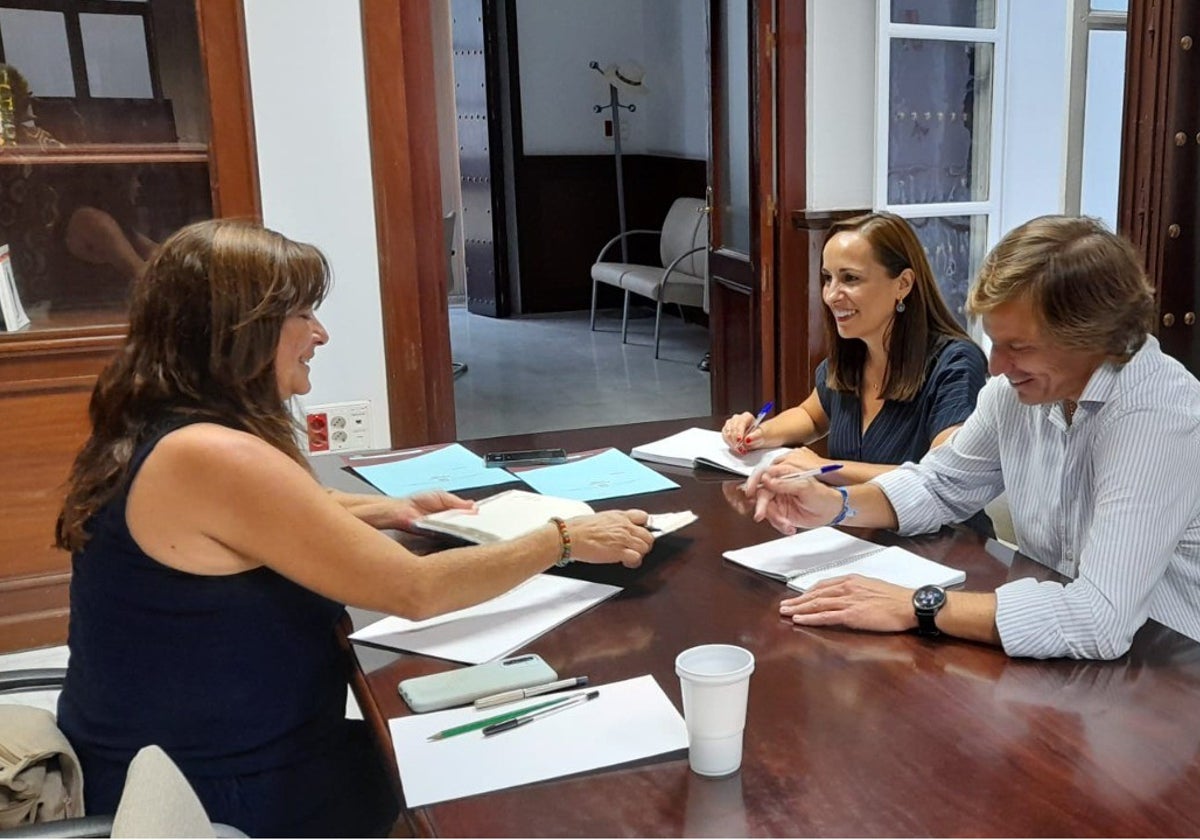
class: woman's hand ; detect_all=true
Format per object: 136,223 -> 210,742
567,510 -> 655,568
721,412 -> 771,454
389,490 -> 477,530
770,446 -> 831,476
779,575 -> 917,633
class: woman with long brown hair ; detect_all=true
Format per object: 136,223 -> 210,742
722,212 -> 987,502
55,219 -> 653,836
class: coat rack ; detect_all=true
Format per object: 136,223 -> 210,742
590,60 -> 637,262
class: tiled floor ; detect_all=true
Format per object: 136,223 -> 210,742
451,305 -> 712,440
0,305 -> 711,697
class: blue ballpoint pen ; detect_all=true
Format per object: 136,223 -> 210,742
744,400 -> 774,438
777,464 -> 845,482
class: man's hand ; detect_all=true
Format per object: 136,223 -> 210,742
743,461 -> 844,533
780,575 -> 917,632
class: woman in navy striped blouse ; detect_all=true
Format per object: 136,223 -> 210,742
722,211 -> 987,493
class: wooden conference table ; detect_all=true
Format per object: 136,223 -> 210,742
317,417 -> 1200,837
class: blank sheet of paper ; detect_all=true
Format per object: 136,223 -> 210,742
389,674 -> 688,807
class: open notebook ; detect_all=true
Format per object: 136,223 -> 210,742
723,526 -> 966,592
415,489 -> 697,544
630,427 -> 791,477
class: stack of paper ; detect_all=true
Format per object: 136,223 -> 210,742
350,574 -> 623,664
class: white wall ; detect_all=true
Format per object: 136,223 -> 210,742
643,1 -> 709,159
242,0 -> 391,448
517,0 -> 707,158
999,0 -> 1070,236
806,0 -> 875,211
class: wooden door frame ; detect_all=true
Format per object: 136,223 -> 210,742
360,0 -> 456,446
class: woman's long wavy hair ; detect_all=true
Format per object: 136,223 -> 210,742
823,212 -> 970,401
56,219 -> 330,551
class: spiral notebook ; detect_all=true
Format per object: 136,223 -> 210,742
723,526 -> 965,592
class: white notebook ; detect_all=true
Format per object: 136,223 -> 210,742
415,489 -> 697,544
723,526 -> 966,592
630,427 -> 791,477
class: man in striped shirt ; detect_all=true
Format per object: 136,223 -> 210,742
747,215 -> 1200,659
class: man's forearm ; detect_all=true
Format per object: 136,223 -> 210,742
843,482 -> 901,530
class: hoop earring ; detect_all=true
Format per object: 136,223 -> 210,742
896,300 -> 906,313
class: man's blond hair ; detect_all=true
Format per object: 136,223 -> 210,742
967,215 -> 1155,361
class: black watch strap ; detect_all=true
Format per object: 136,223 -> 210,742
915,609 -> 941,637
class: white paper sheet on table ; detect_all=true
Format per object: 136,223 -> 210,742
389,674 -> 688,807
349,574 -> 622,664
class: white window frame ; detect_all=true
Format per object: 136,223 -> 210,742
874,2 -> 1009,255
1063,0 -> 1128,217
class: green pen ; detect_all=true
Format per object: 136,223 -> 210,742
425,694 -> 576,742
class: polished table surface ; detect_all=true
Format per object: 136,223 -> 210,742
320,417 -> 1200,837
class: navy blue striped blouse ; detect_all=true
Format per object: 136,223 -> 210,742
815,336 -> 988,466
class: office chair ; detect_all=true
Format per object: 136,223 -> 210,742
0,669 -> 244,838
589,197 -> 709,359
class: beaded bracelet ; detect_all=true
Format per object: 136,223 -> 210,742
549,516 -> 573,567
829,486 -> 857,527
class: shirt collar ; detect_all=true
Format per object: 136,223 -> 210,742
1038,334 -> 1154,425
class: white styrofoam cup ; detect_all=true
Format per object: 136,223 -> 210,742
674,644 -> 755,776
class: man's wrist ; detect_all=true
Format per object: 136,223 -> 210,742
828,486 -> 856,526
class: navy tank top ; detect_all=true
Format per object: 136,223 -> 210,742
57,416 -> 348,779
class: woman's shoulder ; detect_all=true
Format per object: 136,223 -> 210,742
150,422 -> 291,473
931,335 -> 987,372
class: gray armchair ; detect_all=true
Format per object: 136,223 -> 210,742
590,197 -> 708,359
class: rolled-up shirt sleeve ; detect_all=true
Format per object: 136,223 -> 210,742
995,405 -> 1200,659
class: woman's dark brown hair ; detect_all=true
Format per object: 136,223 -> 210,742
823,212 -> 970,401
56,219 -> 330,551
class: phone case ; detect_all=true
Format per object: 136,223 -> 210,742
398,654 -> 558,713
484,449 -> 568,468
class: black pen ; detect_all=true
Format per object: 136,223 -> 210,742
482,690 -> 599,736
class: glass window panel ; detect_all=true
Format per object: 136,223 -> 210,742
1080,29 -> 1126,231
0,162 -> 212,324
716,0 -> 750,255
890,1 -> 996,28
888,39 -> 993,205
905,214 -> 988,326
80,13 -> 154,99
0,9 -> 76,97
1090,0 -> 1128,12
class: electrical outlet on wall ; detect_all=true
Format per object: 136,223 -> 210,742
304,401 -> 371,453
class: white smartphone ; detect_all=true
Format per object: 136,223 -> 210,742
397,654 -> 558,713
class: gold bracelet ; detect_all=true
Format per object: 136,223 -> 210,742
548,516 -> 573,567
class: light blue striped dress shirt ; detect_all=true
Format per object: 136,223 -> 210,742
872,336 -> 1200,659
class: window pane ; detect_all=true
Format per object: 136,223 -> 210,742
891,1 -> 996,28
1080,29 -> 1126,231
888,39 -> 994,205
0,9 -> 76,97
1090,0 -> 1128,12
905,214 -> 988,325
1,162 -> 212,322
80,13 -> 154,99
716,0 -> 751,255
